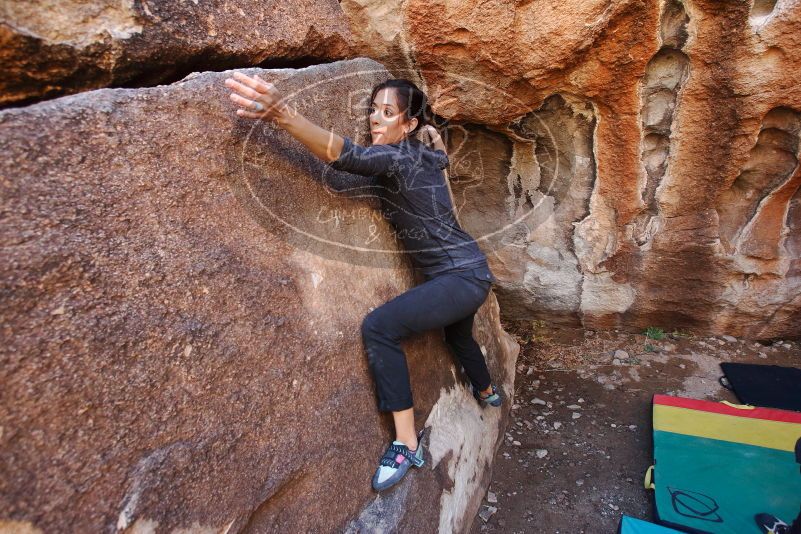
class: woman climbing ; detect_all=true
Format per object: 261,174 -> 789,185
224,71 -> 503,492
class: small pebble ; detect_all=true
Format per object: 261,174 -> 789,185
478,506 -> 497,522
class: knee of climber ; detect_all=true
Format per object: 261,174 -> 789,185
363,306 -> 402,338
362,307 -> 406,351
361,309 -> 383,341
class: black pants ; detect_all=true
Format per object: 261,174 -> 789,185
360,267 -> 493,412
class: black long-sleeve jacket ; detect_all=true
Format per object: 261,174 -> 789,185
325,134 -> 497,283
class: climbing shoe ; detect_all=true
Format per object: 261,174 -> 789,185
473,383 -> 503,407
755,513 -> 790,534
371,428 -> 426,492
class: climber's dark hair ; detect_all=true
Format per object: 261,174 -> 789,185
369,79 -> 446,138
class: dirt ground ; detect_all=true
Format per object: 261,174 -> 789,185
468,322 -> 801,534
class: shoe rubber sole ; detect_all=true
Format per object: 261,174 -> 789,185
371,428 -> 427,492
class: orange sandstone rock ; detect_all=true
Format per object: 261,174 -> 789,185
344,0 -> 801,338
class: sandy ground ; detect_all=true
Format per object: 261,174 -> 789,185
468,322 -> 801,534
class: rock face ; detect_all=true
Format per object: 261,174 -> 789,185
0,58 -> 518,533
342,0 -> 801,339
339,0 -> 417,76
0,0 -> 352,107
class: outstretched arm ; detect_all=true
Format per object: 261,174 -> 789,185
224,71 -> 344,163
225,71 -> 402,177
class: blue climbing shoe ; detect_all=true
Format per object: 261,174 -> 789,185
473,383 -> 503,407
371,428 -> 426,492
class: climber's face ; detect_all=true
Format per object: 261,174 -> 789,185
369,88 -> 418,145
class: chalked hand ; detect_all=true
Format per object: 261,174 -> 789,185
224,72 -> 290,124
416,124 -> 446,152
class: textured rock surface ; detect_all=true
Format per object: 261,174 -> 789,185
344,0 -> 801,339
339,0 -> 418,78
0,0 -> 352,107
0,58 -> 518,533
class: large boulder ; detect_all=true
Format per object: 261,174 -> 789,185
0,58 -> 518,533
344,0 -> 801,339
0,0 -> 352,107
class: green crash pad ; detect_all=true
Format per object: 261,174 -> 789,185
648,395 -> 801,533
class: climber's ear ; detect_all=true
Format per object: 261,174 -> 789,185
407,117 -> 418,134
